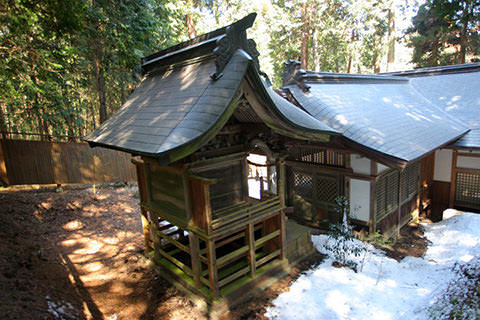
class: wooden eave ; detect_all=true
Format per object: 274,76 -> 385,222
243,64 -> 339,142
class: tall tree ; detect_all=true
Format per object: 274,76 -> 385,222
407,0 -> 480,67
268,0 -> 391,86
1,0 -> 189,139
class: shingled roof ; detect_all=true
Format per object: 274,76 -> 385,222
387,63 -> 480,149
281,61 -> 468,166
84,14 -> 337,164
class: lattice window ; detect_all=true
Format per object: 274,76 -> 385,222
376,176 -> 386,219
455,171 -> 480,209
288,166 -> 343,224
198,162 -> 244,211
401,162 -> 419,202
291,147 -> 346,168
376,170 -> 399,221
292,171 -> 313,200
233,99 -> 263,123
315,175 -> 339,203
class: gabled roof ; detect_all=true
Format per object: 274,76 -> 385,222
386,63 -> 480,149
84,15 -> 337,164
281,61 -> 468,165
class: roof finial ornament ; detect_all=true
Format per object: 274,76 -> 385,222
211,13 -> 261,80
282,60 -> 310,92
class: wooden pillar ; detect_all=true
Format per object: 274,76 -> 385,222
370,179 -> 377,234
397,169 -> 403,237
206,239 -> 219,299
189,233 -> 201,288
416,162 -> 421,223
134,159 -> 152,251
279,212 -> 287,260
241,156 -> 250,201
277,157 -> 286,207
449,150 -> 458,208
247,223 -> 256,278
260,177 -> 264,200
277,157 -> 287,260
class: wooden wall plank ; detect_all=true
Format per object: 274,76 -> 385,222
0,140 -> 9,185
449,150 -> 458,207
1,139 -> 136,185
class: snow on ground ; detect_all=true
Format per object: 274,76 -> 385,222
265,210 -> 480,320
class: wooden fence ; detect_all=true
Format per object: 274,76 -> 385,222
0,139 -> 136,186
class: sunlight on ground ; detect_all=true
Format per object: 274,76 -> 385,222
72,240 -> 103,255
84,262 -> 103,273
63,220 -> 84,231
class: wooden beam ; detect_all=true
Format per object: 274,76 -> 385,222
216,245 -> 249,269
211,197 -> 281,230
455,168 -> 480,174
254,229 -> 280,248
456,152 -> 480,158
212,210 -> 283,239
188,152 -> 245,172
218,266 -> 250,288
155,246 -> 193,276
247,223 -> 256,278
256,249 -> 281,268
152,227 -> 190,254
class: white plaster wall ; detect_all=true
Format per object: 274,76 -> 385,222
349,179 -> 370,222
377,163 -> 390,174
350,154 -> 371,175
434,149 -> 453,182
457,156 -> 480,170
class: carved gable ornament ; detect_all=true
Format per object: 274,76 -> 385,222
211,13 -> 261,80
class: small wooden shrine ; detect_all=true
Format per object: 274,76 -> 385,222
85,14 -> 335,309
134,151 -> 287,301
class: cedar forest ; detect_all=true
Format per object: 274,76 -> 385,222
1,0 -> 479,143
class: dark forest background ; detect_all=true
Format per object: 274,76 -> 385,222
1,0 -> 479,141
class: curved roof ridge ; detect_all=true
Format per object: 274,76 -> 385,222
382,62 -> 480,77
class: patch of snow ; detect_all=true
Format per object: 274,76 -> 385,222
265,211 -> 480,320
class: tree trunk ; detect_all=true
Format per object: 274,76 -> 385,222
347,30 -> 355,73
93,43 -> 107,124
373,34 -> 381,73
386,8 -> 396,72
458,1 -> 471,64
62,85 -> 76,142
312,29 -> 320,71
300,2 -> 310,69
30,51 -> 51,141
185,15 -> 197,39
432,37 -> 440,66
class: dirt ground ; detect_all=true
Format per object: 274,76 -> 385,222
0,186 -> 428,320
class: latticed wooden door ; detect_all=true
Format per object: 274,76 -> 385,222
454,171 -> 480,210
313,173 -> 344,223
288,166 -> 344,225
